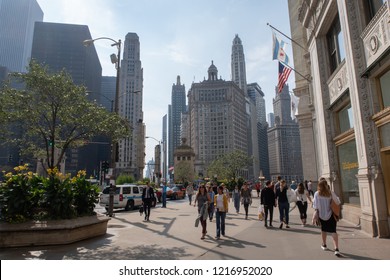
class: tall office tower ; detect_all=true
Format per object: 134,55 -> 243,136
100,76 -> 116,112
180,111 -> 190,142
168,75 -> 186,168
0,0 -> 43,72
248,83 -> 270,180
31,22 -> 102,176
231,34 -> 247,94
117,32 -> 145,180
162,114 -> 168,181
231,35 -> 257,179
267,113 -> 275,128
188,61 -> 248,177
267,85 -> 303,183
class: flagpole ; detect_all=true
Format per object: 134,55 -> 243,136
267,22 -> 307,52
282,62 -> 312,83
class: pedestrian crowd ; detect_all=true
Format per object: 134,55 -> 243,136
139,176 -> 342,257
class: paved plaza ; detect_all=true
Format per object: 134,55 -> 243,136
1,191 -> 390,260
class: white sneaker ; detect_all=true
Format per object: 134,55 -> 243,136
321,244 -> 327,251
334,249 -> 341,256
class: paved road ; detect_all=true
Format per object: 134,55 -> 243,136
1,191 -> 390,260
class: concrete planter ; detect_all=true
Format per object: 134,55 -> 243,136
0,214 -> 110,248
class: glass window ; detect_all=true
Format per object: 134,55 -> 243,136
327,16 -> 346,73
379,70 -> 390,108
123,187 -> 131,195
380,122 -> 390,148
338,140 -> 360,205
133,187 -> 139,194
338,103 -> 354,134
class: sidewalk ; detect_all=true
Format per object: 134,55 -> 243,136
1,194 -> 389,260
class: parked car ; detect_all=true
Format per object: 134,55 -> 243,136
166,186 -> 186,200
154,187 -> 162,202
99,184 -> 156,211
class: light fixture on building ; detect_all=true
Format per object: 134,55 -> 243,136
331,171 -> 337,182
369,165 -> 379,180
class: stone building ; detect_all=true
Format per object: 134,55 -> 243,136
173,138 -> 195,183
288,0 -> 390,237
187,61 -> 248,177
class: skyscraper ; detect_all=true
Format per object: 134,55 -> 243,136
248,83 -> 270,180
268,85 -> 303,183
168,75 -> 186,168
0,0 -> 43,72
31,22 -> 102,176
117,32 -> 145,180
231,34 -> 247,93
188,61 -> 248,177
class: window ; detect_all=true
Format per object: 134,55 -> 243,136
364,0 -> 386,22
327,16 -> 346,73
379,70 -> 390,108
337,140 -> 360,205
133,187 -> 139,194
338,103 -> 354,134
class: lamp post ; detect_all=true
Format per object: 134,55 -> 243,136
83,37 -> 121,178
146,136 -> 162,186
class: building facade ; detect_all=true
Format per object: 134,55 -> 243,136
117,32 -> 145,180
231,34 -> 248,95
169,75 -> 186,169
268,85 -> 304,183
188,61 -> 248,177
288,0 -> 390,237
31,22 -> 102,176
0,0 -> 43,72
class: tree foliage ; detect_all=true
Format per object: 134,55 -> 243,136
174,161 -> 194,183
207,150 -> 252,182
0,61 -> 130,169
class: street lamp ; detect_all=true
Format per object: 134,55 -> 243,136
83,37 -> 121,176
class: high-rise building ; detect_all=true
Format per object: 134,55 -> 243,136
248,83 -> 270,180
100,76 -> 116,112
267,113 -> 275,128
31,22 -> 102,176
231,34 -> 247,94
117,32 -> 145,180
188,61 -> 248,176
168,75 -> 186,168
268,85 -> 303,183
0,0 -> 43,72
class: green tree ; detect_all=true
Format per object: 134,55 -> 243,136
116,174 -> 135,184
207,150 -> 252,184
0,61 -> 130,170
174,161 -> 194,183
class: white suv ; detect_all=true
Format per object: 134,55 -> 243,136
99,184 -> 156,211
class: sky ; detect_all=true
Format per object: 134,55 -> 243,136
35,0 -> 294,168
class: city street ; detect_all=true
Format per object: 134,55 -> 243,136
1,191 -> 390,260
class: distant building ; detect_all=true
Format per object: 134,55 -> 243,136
173,138 -> 195,183
100,76 -> 116,112
267,112 -> 275,128
188,61 -> 248,177
268,85 -> 303,183
117,32 -> 145,180
169,75 -> 186,169
248,83 -> 270,180
0,0 -> 43,72
31,22 -> 102,176
162,114 -> 168,180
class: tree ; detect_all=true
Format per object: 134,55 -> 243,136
207,150 -> 252,183
174,161 -> 194,183
0,61 -> 130,170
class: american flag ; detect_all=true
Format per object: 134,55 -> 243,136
277,62 -> 292,93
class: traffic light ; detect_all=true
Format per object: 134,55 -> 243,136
102,161 -> 109,173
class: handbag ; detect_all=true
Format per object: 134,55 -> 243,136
139,206 -> 144,216
331,198 -> 341,221
258,205 -> 264,221
287,189 -> 297,203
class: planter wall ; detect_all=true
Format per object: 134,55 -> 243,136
0,214 -> 109,248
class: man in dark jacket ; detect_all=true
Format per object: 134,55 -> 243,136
260,180 -> 276,227
142,182 -> 155,221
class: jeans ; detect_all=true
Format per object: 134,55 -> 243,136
188,194 -> 193,205
264,205 -> 274,225
143,198 -> 152,219
162,193 -> 167,207
216,210 -> 226,237
278,201 -> 290,224
233,196 -> 240,212
209,204 -> 214,220
296,201 -> 308,219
